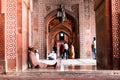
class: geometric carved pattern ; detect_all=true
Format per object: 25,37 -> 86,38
5,0 -> 17,59
38,4 -> 46,58
112,0 -> 120,58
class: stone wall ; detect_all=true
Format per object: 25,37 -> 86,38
80,0 -> 95,58
0,0 -> 31,72
94,0 -> 113,69
16,0 -> 22,72
0,0 -> 5,73
21,0 -> 30,71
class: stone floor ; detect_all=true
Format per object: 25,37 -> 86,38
0,59 -> 120,80
37,59 -> 96,71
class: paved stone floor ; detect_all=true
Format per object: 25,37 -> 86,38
0,59 -> 120,80
38,59 -> 96,71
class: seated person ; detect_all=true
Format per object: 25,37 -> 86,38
28,47 -> 57,69
48,51 -> 57,60
34,49 -> 39,62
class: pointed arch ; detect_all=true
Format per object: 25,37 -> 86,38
45,8 -> 79,58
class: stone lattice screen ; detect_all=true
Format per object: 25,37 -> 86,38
112,0 -> 120,69
112,0 -> 120,58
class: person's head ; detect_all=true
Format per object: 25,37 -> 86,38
28,47 -> 34,52
34,49 -> 39,53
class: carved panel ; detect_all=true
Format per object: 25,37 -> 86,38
71,4 -> 79,18
5,0 -> 17,59
112,0 -> 120,58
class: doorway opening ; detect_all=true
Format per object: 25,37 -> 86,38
46,10 -> 80,59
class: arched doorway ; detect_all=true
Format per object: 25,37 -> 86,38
45,9 -> 80,59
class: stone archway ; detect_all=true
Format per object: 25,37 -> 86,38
45,9 -> 80,59
48,24 -> 71,58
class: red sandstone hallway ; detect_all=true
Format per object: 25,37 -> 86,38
0,0 -> 120,80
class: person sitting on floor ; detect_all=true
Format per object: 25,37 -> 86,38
48,51 -> 57,60
28,47 -> 57,69
34,49 -> 39,62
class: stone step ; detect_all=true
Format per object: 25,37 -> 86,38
0,71 -> 120,80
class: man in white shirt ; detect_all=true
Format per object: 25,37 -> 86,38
92,37 -> 96,59
48,51 -> 57,60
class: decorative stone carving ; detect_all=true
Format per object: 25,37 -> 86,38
6,0 -> 17,59
46,5 -> 51,12
112,0 -> 120,58
71,4 -> 79,18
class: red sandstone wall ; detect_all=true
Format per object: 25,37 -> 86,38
16,0 -> 22,71
3,0 -> 30,72
32,0 -> 40,57
5,0 -> 17,72
0,0 -> 5,73
94,0 -> 112,69
22,0 -> 30,70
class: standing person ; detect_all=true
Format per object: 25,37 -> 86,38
60,44 -> 65,59
27,47 -> 33,68
64,42 -> 69,59
92,37 -> 96,59
69,42 -> 75,59
53,43 -> 57,53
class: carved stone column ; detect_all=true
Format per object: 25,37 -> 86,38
112,0 -> 120,69
5,0 -> 17,72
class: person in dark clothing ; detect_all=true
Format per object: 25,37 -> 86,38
27,47 -> 33,68
60,44 -> 65,59
64,42 -> 69,59
53,44 -> 57,53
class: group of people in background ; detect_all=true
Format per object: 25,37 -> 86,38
48,41 -> 75,60
27,36 -> 96,69
60,41 -> 75,59
27,37 -> 96,69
